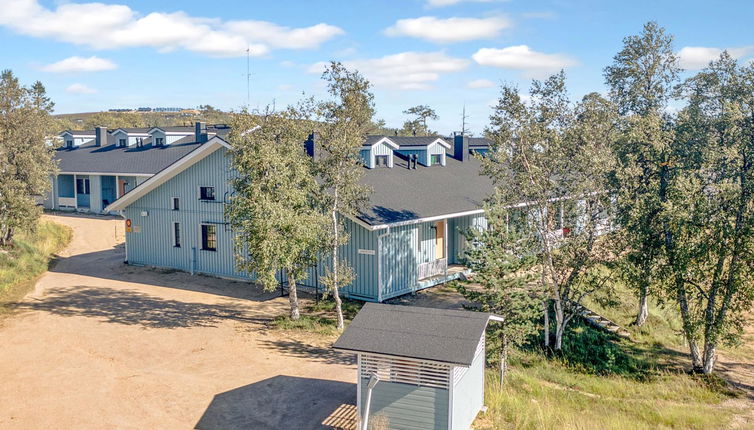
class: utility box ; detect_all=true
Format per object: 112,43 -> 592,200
333,303 -> 497,430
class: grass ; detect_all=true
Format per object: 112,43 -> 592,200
0,219 -> 72,313
478,351 -> 738,430
268,297 -> 364,336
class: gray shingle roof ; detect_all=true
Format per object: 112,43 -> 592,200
332,303 -> 490,366
54,135 -> 203,175
467,137 -> 492,147
357,149 -> 492,225
365,135 -> 449,148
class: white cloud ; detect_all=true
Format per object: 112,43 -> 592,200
467,78 -> 496,89
677,46 -> 754,70
385,16 -> 510,43
41,56 -> 117,73
472,45 -> 578,78
66,83 -> 97,94
309,51 -> 469,90
225,21 -> 344,50
0,0 -> 343,57
426,0 -> 497,8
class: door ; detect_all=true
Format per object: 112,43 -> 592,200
118,179 -> 127,197
435,221 -> 445,259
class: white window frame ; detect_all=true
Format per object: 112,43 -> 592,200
198,185 -> 216,201
200,223 -> 217,251
172,222 -> 181,248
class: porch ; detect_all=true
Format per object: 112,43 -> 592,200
417,262 -> 471,290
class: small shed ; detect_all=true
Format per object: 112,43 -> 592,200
333,303 -> 496,430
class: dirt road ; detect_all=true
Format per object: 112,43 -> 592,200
0,214 -> 355,429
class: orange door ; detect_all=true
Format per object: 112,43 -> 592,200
435,221 -> 445,259
118,180 -> 126,197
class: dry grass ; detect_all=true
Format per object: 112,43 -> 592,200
0,219 -> 72,313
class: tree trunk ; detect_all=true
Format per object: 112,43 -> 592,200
500,334 -> 509,386
635,285 -> 649,327
702,342 -> 717,374
332,208 -> 344,331
287,270 -> 300,320
543,300 -> 550,349
553,298 -> 565,351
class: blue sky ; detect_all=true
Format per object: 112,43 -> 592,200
2,0 -> 753,134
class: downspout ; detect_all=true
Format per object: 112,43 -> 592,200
377,226 -> 390,302
361,374 -> 381,430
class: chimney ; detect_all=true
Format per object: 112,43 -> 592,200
195,121 -> 208,143
305,133 -> 319,159
95,126 -> 107,147
454,132 -> 469,161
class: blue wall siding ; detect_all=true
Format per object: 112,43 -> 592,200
123,147 -> 248,279
395,149 -> 428,166
360,149 -> 372,168
360,378 -> 449,430
304,217 -> 380,301
58,175 -> 74,197
452,340 -> 485,429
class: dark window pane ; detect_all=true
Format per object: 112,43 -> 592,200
202,224 -> 217,251
173,223 -> 181,247
200,187 -> 215,200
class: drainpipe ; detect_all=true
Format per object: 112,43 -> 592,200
376,226 -> 390,302
190,246 -> 197,275
361,374 -> 381,430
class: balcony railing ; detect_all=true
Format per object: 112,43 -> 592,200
58,197 -> 76,207
417,258 -> 447,280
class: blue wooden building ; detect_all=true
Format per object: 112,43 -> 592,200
105,130 -> 495,302
45,123 -> 227,214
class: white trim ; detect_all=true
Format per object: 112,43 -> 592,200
59,171 -> 153,177
105,136 -> 229,211
172,221 -> 181,247
356,353 -> 363,427
109,128 -> 150,137
448,365 -> 454,429
367,209 -> 486,231
365,136 -> 399,150
376,227 -> 390,302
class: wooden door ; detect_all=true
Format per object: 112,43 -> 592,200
118,179 -> 126,197
435,221 -> 445,259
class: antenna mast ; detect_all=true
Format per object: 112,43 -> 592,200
245,46 -> 251,108
461,103 -> 469,135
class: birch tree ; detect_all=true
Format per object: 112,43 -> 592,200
316,62 -> 374,331
0,71 -> 57,247
484,73 -> 614,351
603,21 -> 680,326
665,52 -> 754,373
227,105 -> 327,320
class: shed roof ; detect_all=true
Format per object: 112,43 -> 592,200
332,303 -> 491,366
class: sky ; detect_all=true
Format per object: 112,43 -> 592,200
2,0 -> 753,135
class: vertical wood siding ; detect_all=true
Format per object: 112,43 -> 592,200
427,142 -> 447,166
451,337 -> 485,429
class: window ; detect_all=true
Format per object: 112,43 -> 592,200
199,186 -> 215,201
171,197 -> 180,210
75,178 -> 90,194
172,222 -> 181,247
201,224 -> 217,251
66,140 -> 73,148
375,155 -> 390,167
431,154 -> 442,165
119,138 -> 126,147
155,137 -> 165,146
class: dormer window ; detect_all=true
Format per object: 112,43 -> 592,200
66,140 -> 73,148
431,154 -> 442,165
119,138 -> 126,147
155,137 -> 164,146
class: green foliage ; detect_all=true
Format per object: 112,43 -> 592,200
0,219 -> 71,312
314,62 -> 375,330
83,111 -> 147,129
226,103 -> 328,319
483,71 -> 615,350
401,105 -> 438,136
603,21 -> 680,328
0,70 -> 58,246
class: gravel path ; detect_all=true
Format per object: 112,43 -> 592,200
0,214 -> 355,429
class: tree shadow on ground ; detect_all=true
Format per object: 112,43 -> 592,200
15,286 -> 268,329
195,375 -> 356,430
258,338 -> 356,366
